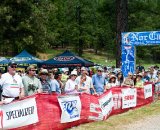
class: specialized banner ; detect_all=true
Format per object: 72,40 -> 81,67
144,84 -> 152,99
0,97 -> 38,129
122,88 -> 137,109
99,91 -> 113,116
58,95 -> 81,123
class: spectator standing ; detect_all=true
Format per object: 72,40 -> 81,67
106,75 -> 117,90
0,62 -> 25,104
148,68 -> 157,83
135,73 -> 144,88
92,67 -> 106,95
61,68 -> 69,85
122,72 -> 134,87
64,71 -> 78,94
116,72 -> 124,86
39,69 -> 52,93
143,70 -> 150,82
50,71 -> 62,94
76,67 -> 95,94
22,65 -> 42,96
136,62 -> 145,73
0,70 -> 3,101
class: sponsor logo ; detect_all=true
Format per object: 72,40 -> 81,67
101,97 -> 112,110
62,100 -> 79,119
123,32 -> 160,44
54,56 -> 75,61
6,106 -> 34,120
124,95 -> 134,100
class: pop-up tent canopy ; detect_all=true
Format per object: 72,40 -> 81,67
0,57 -> 10,72
41,50 -> 94,68
0,57 -> 10,64
10,50 -> 42,64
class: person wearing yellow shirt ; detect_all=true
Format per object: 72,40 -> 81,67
135,73 -> 144,88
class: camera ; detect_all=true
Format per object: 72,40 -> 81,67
28,83 -> 36,91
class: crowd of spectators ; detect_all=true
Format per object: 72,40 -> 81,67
0,62 -> 160,105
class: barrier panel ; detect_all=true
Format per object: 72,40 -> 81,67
0,83 -> 154,130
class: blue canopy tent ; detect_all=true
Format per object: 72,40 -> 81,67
0,57 -> 10,72
0,57 -> 10,64
41,50 -> 94,68
10,50 -> 42,65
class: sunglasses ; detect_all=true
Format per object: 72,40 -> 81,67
30,70 -> 36,71
11,65 -> 17,68
98,70 -> 102,72
41,73 -> 48,75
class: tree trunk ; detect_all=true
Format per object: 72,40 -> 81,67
116,0 -> 128,68
76,2 -> 83,56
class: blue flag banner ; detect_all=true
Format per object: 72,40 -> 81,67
121,31 -> 160,77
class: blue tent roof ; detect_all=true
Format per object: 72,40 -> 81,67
41,50 -> 94,68
0,57 -> 10,64
10,50 -> 42,64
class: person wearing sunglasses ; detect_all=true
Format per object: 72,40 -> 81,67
0,62 -> 25,104
92,67 -> 106,95
22,65 -> 42,96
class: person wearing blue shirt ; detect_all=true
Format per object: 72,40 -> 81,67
92,67 -> 106,95
50,71 -> 62,94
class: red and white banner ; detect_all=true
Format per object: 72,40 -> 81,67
122,88 -> 137,109
99,91 -> 113,116
0,97 -> 38,129
0,83 -> 154,130
144,84 -> 152,99
58,95 -> 81,123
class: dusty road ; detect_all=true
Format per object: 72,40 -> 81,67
116,114 -> 160,130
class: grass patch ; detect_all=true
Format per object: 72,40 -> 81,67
38,49 -> 159,67
69,100 -> 160,130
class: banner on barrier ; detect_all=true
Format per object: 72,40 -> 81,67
144,84 -> 152,99
0,97 -> 38,129
58,95 -> 81,123
99,91 -> 113,116
122,88 -> 137,109
112,93 -> 122,110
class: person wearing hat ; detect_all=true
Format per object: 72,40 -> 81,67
135,73 -> 144,88
22,65 -> 42,96
106,74 -> 117,89
92,67 -> 106,95
61,68 -> 69,85
39,69 -> 53,93
64,70 -> 78,94
0,62 -> 25,104
122,72 -> 134,87
76,67 -> 95,94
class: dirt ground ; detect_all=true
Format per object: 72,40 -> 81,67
115,114 -> 160,130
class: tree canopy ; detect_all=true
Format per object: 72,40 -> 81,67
0,0 -> 160,64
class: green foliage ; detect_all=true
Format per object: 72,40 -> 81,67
0,0 -> 159,63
